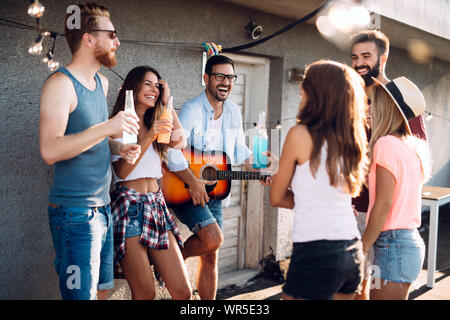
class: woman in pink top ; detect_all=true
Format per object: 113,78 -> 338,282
362,77 -> 431,300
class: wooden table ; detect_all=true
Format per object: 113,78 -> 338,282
421,185 -> 450,288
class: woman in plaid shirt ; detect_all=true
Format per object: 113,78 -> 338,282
109,66 -> 191,300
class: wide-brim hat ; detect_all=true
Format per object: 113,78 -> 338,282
372,76 -> 425,134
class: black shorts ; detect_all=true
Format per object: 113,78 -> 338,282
283,238 -> 363,300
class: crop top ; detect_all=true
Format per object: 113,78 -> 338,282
112,138 -> 162,183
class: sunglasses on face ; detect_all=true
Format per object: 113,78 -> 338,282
90,29 -> 118,40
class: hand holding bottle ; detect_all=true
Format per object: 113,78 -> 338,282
123,90 -> 138,144
157,96 -> 174,144
108,110 -> 139,137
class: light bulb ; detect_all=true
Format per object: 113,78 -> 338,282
28,0 -> 45,18
28,32 -> 50,56
350,6 -> 370,28
328,4 -> 354,33
42,51 -> 52,63
28,35 -> 43,55
42,51 -> 59,71
47,59 -> 59,71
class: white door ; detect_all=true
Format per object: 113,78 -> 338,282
218,54 -> 270,274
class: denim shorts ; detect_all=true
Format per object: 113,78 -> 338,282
124,201 -> 180,239
283,238 -> 364,300
48,204 -> 114,300
125,203 -> 144,238
372,229 -> 425,284
172,199 -> 223,233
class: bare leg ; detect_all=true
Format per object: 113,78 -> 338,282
149,231 -> 192,300
334,292 -> 356,300
282,293 -> 303,300
354,278 -> 370,300
180,223 -> 223,300
196,250 -> 219,300
120,236 -> 156,300
370,280 -> 411,300
97,290 -> 109,300
181,223 -> 223,259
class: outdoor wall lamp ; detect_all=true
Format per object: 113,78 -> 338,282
245,21 -> 263,40
288,68 -> 304,83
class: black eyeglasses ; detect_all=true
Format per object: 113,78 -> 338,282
90,29 -> 117,40
210,73 -> 237,82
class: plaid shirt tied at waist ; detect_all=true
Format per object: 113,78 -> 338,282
111,185 -> 183,274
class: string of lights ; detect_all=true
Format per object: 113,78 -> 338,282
20,0 -> 330,73
1,1 -> 448,125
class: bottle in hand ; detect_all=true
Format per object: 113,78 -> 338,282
253,111 -> 268,169
123,90 -> 137,144
157,96 -> 174,144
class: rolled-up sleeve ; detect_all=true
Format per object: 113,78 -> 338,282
166,148 -> 189,172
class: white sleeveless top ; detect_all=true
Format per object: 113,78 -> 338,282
112,138 -> 162,183
290,144 -> 360,243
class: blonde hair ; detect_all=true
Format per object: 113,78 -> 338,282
297,60 -> 369,197
64,3 -> 110,54
370,85 -> 432,182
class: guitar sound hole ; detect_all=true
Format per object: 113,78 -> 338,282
202,166 -> 218,181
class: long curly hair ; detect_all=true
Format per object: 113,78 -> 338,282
297,60 -> 369,197
110,66 -> 168,161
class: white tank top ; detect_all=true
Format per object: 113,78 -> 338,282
290,144 -> 360,243
112,138 -> 162,183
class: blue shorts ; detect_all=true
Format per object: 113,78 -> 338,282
48,205 -> 114,300
373,229 -> 425,284
283,238 -> 364,300
172,199 -> 223,233
125,202 -> 144,238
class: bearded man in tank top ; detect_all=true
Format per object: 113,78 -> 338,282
39,3 -> 140,300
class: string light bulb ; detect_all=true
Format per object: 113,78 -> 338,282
28,34 -> 44,55
43,51 -> 59,71
426,112 -> 433,121
28,31 -> 50,56
27,0 -> 45,18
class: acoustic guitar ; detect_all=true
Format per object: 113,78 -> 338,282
161,146 -> 271,207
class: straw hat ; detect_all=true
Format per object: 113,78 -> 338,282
372,76 -> 425,134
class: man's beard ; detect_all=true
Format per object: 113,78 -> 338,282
208,85 -> 229,102
94,46 -> 117,68
355,59 -> 380,87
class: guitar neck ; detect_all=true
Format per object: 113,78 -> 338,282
216,170 -> 270,180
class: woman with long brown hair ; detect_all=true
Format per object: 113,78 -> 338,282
362,77 -> 431,299
110,66 -> 191,300
270,60 -> 369,300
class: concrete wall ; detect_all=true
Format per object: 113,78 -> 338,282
0,0 -> 448,299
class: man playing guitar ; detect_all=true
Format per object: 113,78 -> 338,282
166,55 -> 272,300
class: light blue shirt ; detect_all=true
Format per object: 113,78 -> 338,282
167,91 -> 251,172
